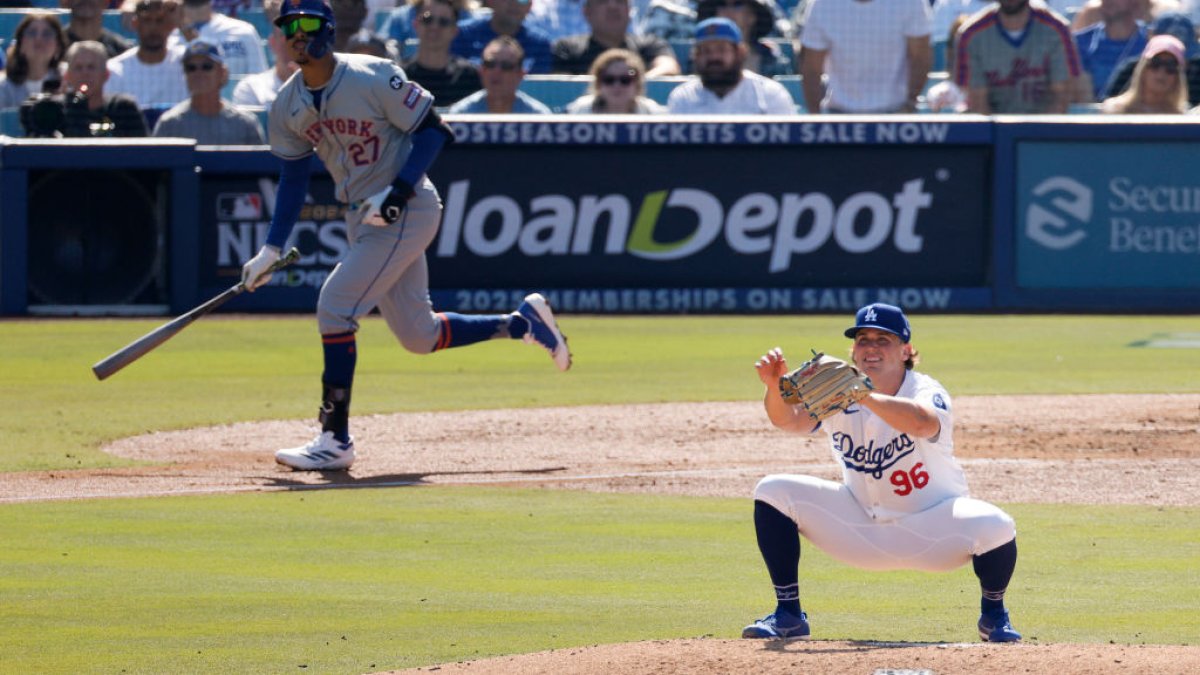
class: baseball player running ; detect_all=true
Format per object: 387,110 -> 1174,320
743,303 -> 1021,642
241,0 -> 571,471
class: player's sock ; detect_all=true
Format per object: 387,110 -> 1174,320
321,331 -> 356,443
507,313 -> 530,339
432,312 -> 509,350
754,500 -> 803,616
973,538 -> 1017,614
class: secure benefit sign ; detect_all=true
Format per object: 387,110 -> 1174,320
1017,142 -> 1200,289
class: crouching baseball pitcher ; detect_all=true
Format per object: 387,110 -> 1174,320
743,303 -> 1021,642
242,0 -> 571,471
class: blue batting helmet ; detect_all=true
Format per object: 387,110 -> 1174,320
276,0 -> 336,59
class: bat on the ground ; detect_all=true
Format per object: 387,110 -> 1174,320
92,247 -> 301,381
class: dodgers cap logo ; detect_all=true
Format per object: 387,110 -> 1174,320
844,303 -> 912,343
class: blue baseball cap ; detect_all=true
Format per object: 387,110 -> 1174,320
183,40 -> 224,65
695,17 -> 742,45
844,303 -> 911,343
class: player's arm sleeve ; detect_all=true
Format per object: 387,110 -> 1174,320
267,95 -> 314,159
905,0 -> 932,38
379,64 -> 436,133
913,382 -> 953,442
264,156 -> 311,250
392,109 -> 454,196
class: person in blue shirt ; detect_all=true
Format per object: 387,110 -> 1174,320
448,35 -> 552,112
1073,0 -> 1147,101
451,0 -> 554,73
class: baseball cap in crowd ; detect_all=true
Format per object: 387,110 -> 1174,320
695,17 -> 742,45
1151,13 -> 1198,58
183,40 -> 224,66
844,303 -> 912,343
1143,34 -> 1186,66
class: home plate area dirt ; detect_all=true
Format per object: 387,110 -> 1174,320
5,394 -> 1199,673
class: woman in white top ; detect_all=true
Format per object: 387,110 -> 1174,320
566,49 -> 666,115
0,13 -> 69,109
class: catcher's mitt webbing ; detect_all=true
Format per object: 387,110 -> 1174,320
779,351 -> 873,422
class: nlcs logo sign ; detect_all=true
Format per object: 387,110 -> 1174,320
1025,176 -> 1092,250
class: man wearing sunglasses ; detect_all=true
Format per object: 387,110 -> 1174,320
241,0 -> 571,471
402,0 -> 483,106
151,39 -> 266,143
448,35 -> 552,112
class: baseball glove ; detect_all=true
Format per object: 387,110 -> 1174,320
779,351 -> 874,422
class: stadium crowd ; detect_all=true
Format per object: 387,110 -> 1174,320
3,0 -> 1200,140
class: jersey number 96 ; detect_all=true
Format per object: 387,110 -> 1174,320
890,462 -> 930,496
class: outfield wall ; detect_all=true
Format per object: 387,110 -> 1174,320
2,116 -> 1198,315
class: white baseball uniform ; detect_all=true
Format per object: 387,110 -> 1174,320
754,370 -> 1015,572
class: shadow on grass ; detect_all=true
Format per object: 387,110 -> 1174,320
258,465 -> 570,491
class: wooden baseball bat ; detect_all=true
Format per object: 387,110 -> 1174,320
91,247 -> 301,381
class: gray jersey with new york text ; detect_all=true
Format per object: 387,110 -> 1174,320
269,53 -> 435,204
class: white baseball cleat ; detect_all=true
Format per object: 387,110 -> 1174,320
275,431 -> 356,471
516,293 -> 572,371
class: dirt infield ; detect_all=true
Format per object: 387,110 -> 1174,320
3,394 -> 1198,673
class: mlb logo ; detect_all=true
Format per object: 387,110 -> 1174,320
217,193 -> 263,220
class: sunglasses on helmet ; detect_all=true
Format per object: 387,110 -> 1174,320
280,16 -> 325,38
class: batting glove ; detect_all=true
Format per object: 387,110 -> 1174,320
360,180 -> 415,227
241,245 -> 280,292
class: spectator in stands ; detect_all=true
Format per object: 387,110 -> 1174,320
212,0 -> 254,18
347,30 -> 401,59
451,0 -> 554,73
1075,0 -> 1149,101
152,39 -> 265,142
448,35 -> 552,111
403,0 -> 483,107
666,18 -> 795,114
800,0 -> 931,113
1102,33 -> 1189,111
20,40 -> 147,136
930,0 -> 993,45
0,13 -> 68,109
1106,12 -> 1200,104
231,0 -> 297,107
696,0 -> 790,76
66,0 -> 135,58
528,0 -> 588,41
925,14 -> 968,113
331,0 -> 396,57
956,0 -> 1081,113
566,47 -> 666,112
1071,0 -> 1180,31
108,0 -> 190,109
635,0 -> 696,41
175,0 -> 268,76
552,0 -> 680,77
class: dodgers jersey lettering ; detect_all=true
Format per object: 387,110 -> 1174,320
269,53 -> 435,204
819,370 -> 968,521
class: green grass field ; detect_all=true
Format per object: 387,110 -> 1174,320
1,315 -> 1198,673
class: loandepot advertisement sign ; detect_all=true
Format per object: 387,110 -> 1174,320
428,145 -> 989,288
1017,142 -> 1200,289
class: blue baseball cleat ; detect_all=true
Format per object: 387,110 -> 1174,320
516,293 -> 571,371
741,609 -> 811,640
978,609 -> 1022,642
